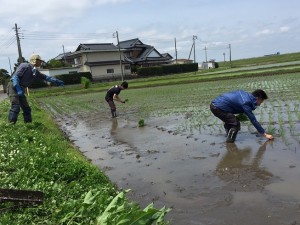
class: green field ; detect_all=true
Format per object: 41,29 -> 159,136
39,72 -> 300,146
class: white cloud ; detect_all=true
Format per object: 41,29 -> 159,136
95,0 -> 132,4
279,26 -> 290,33
255,29 -> 275,37
1,0 -> 300,71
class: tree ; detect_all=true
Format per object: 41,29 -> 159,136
0,69 -> 10,83
13,57 -> 27,72
43,59 -> 69,69
0,69 -> 10,92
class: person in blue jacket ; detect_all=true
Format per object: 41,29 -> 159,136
210,89 -> 273,142
7,54 -> 64,124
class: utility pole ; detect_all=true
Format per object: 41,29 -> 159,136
223,52 -> 226,63
204,46 -> 208,63
8,57 -> 12,75
193,35 -> 197,63
114,31 -> 124,81
174,38 -> 178,64
62,45 -> 67,63
188,43 -> 194,61
14,23 -> 23,64
229,44 -> 232,67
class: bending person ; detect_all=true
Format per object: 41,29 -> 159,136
210,89 -> 273,142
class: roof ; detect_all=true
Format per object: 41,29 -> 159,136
161,53 -> 173,59
75,43 -> 119,51
118,38 -> 151,49
52,52 -> 72,60
137,47 -> 162,60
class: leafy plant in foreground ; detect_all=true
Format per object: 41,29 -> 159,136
97,190 -> 171,225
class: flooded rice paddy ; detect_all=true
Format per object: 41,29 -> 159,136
41,74 -> 300,224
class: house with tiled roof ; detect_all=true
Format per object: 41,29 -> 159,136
50,39 -> 173,81
118,38 -> 173,66
66,43 -> 131,81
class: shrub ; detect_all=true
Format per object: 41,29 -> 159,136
81,76 -> 91,89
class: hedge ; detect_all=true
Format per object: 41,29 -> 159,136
137,63 -> 198,77
30,72 -> 93,88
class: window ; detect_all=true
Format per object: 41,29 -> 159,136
107,69 -> 114,73
124,65 -> 130,70
74,57 -> 82,65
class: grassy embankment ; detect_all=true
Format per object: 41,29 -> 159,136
0,103 -> 170,223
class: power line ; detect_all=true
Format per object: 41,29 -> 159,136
0,30 -> 15,50
22,31 -> 113,41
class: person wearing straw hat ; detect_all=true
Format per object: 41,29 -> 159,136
7,54 -> 64,124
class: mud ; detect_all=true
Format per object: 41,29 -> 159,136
56,112 -> 300,225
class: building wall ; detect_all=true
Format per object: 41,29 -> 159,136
40,67 -> 80,76
84,51 -> 123,62
91,64 -> 131,80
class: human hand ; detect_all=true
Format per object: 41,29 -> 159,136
55,79 -> 64,86
263,133 -> 273,140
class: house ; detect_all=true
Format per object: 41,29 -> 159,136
118,38 -> 173,67
171,59 -> 193,64
39,67 -> 80,77
52,52 -> 73,65
200,61 -> 216,69
66,43 -> 131,81
50,39 -> 173,81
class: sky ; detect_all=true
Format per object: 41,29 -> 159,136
0,0 -> 299,73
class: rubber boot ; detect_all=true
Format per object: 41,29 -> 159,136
224,124 -> 230,136
226,128 -> 238,143
8,104 -> 20,124
23,107 -> 32,123
111,110 -> 117,118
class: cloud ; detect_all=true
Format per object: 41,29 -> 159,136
279,26 -> 290,33
0,0 -> 131,23
255,29 -> 275,37
95,0 -> 132,4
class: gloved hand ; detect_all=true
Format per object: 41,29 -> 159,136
15,85 -> 24,97
55,79 -> 64,86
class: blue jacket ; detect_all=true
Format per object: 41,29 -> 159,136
11,63 -> 49,87
11,62 -> 64,88
212,90 -> 265,134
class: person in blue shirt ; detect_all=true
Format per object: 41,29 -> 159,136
7,54 -> 64,124
210,89 -> 273,142
105,81 -> 128,118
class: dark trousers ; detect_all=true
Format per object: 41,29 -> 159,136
105,98 -> 116,117
210,103 -> 240,132
7,82 -> 32,123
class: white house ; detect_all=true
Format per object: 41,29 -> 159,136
67,43 -> 131,81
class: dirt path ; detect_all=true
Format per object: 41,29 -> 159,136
56,112 -> 300,225
0,92 -> 7,102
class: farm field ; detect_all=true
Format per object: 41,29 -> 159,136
39,73 -> 300,225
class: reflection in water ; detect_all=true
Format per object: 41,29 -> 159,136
216,141 -> 274,191
111,118 -> 118,134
